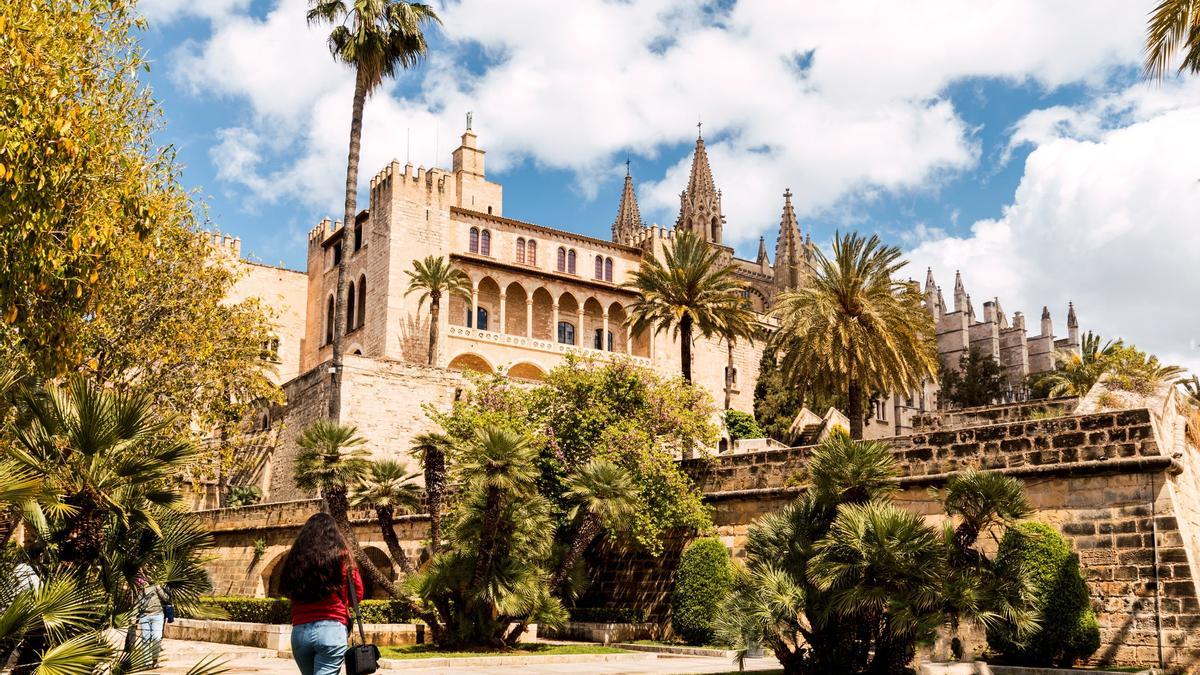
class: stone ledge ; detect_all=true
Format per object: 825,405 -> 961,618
614,642 -> 737,658
377,651 -> 652,670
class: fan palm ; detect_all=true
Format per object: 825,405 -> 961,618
454,426 -> 539,588
307,0 -> 441,416
771,232 -> 937,439
1033,331 -> 1117,398
1145,0 -> 1200,80
351,460 -> 422,575
405,256 -> 472,366
625,230 -> 756,382
411,432 -> 451,553
941,470 -> 1030,553
548,460 -> 638,591
9,377 -> 196,565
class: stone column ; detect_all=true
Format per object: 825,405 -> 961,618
602,311 -> 609,351
577,309 -> 585,348
471,286 -> 479,331
498,291 -> 507,335
526,299 -> 533,338
552,302 -> 560,343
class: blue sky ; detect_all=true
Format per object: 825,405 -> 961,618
139,0 -> 1200,372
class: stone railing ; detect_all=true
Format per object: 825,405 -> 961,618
446,324 -> 652,367
912,397 -> 1079,431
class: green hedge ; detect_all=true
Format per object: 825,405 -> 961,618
183,596 -> 417,625
987,522 -> 1101,667
670,537 -> 733,645
724,410 -> 763,441
567,606 -> 648,623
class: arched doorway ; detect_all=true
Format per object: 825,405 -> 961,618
263,552 -> 289,598
360,546 -> 395,600
447,353 -> 493,374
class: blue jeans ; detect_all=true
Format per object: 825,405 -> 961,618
138,613 -> 164,664
291,620 -> 348,675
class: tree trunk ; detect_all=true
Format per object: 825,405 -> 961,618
724,338 -> 734,409
0,510 -> 18,547
424,445 -> 445,554
680,313 -> 693,382
329,68 -> 369,419
427,293 -> 441,366
376,506 -> 414,576
324,487 -> 397,596
847,378 -> 864,440
549,512 -> 601,591
470,486 -> 501,589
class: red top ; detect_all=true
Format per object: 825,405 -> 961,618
290,562 -> 364,627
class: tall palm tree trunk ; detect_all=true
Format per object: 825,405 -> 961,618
424,445 -> 445,553
680,313 -> 694,382
847,379 -> 864,440
724,338 -> 734,409
325,485 -> 398,596
376,506 -> 415,576
549,512 -> 601,591
329,68 -> 368,419
427,293 -> 441,366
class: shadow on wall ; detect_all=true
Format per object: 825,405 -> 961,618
398,314 -> 432,364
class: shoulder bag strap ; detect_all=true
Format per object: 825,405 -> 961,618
346,561 -> 367,646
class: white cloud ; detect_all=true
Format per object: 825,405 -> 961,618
139,0 -> 251,25
163,0 -> 1151,247
908,83 -> 1200,375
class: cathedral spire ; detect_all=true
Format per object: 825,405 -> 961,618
612,168 -> 644,246
773,189 -> 805,292
756,236 -> 770,266
953,270 -> 967,314
675,133 -> 724,244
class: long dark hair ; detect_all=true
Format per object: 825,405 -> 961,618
279,513 -> 350,603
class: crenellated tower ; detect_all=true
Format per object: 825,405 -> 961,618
612,165 -> 644,246
675,132 -> 724,244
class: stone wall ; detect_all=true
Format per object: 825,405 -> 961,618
912,397 -> 1079,431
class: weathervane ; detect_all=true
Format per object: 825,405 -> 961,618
625,158 -> 631,176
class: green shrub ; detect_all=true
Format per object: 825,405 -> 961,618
567,606 -> 649,623
987,522 -> 1100,667
670,537 -> 733,645
184,596 -> 417,624
724,410 -> 763,441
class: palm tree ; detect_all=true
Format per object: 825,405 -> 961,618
351,460 -> 423,575
1145,0 -> 1200,80
9,378 -> 197,565
307,0 -> 441,417
293,420 -> 397,594
941,469 -> 1030,553
625,230 -> 756,382
405,256 -> 472,366
454,426 -> 539,589
411,432 -> 451,553
1032,331 -> 1116,398
770,232 -> 937,439
548,460 -> 637,591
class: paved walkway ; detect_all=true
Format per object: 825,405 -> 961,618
156,639 -> 781,674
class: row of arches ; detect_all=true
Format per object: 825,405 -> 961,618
448,276 -> 651,358
323,273 -> 368,345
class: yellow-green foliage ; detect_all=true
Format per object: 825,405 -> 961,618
987,522 -> 1100,667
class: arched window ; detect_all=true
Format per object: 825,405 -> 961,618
567,249 -> 576,274
516,238 -> 526,264
557,247 -> 566,272
346,282 -> 357,331
594,255 -> 604,279
527,240 -> 537,265
480,229 -> 491,256
604,257 -> 613,282
469,227 -> 480,253
357,274 -> 367,328
725,366 -> 738,385
557,321 -> 575,345
466,306 -> 489,331
325,295 -> 335,345
353,223 -> 363,251
711,216 -> 720,242
593,329 -> 614,351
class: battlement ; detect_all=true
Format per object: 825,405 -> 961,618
367,158 -> 455,213
204,231 -> 242,259
307,217 -> 342,247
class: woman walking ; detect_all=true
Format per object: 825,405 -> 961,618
279,512 -> 364,675
136,577 -> 171,667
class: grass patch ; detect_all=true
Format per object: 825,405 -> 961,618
379,643 -> 630,660
628,639 -> 732,650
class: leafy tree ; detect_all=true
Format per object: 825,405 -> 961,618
771,233 -> 937,439
940,348 -> 1008,409
1030,331 -> 1183,398
430,356 -> 716,555
714,434 -> 1036,674
1145,0 -> 1200,80
351,460 -> 423,575
753,345 -> 809,444
411,425 -> 566,648
308,0 -> 441,416
625,230 -> 756,382
724,409 -> 763,441
987,522 -> 1100,667
671,537 -> 734,646
411,432 -> 451,554
405,256 -> 471,366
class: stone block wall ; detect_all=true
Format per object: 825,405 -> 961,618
912,397 -> 1079,431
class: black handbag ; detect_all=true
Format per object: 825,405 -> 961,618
344,568 -> 380,674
